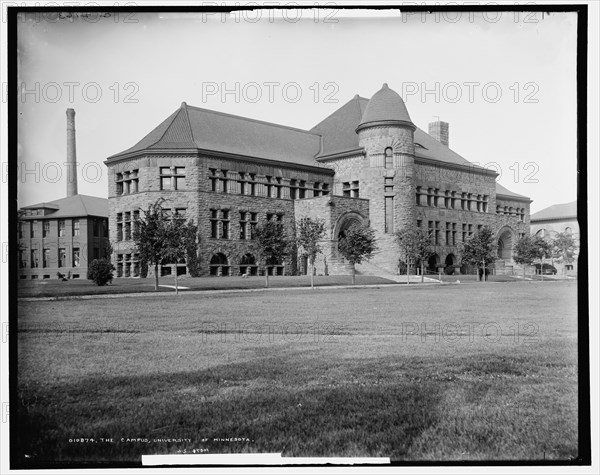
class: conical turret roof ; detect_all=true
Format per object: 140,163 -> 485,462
357,83 -> 415,131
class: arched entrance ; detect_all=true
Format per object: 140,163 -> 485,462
333,211 -> 368,256
445,253 -> 456,266
427,253 -> 440,273
210,253 -> 229,276
239,253 -> 257,276
497,227 -> 515,262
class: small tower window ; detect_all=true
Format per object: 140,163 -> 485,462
384,147 -> 393,169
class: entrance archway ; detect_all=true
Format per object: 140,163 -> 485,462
445,253 -> 456,266
428,253 -> 440,273
497,227 -> 514,261
333,211 -> 368,256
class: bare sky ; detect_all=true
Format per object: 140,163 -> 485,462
15,8 -> 578,214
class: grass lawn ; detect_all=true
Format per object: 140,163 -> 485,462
17,275 -> 397,298
16,281 -> 579,465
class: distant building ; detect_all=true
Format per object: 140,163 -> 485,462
530,200 -> 579,273
105,83 -> 531,278
18,109 -> 109,280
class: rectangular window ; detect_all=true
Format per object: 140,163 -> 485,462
210,169 -> 218,192
415,186 -> 422,205
72,219 -> 80,236
321,183 -> 329,196
385,196 -> 394,233
43,221 -> 50,238
58,248 -> 66,268
73,248 -> 80,267
435,221 -> 440,245
433,189 -> 439,207
417,219 -> 422,228
43,248 -> 50,268
452,223 -> 457,245
30,221 -> 37,238
238,172 -> 246,195
299,180 -> 306,199
221,210 -> 230,239
58,220 -> 65,237
276,177 -> 283,198
249,174 -> 256,196
220,170 -> 228,194
210,209 -> 219,238
19,222 -> 24,239
19,250 -> 26,268
250,212 -> 258,239
266,176 -> 273,197
239,211 -> 247,240
117,222 -> 123,242
384,177 -> 394,193
160,166 -> 186,190
446,222 -> 451,245
124,222 -> 131,241
352,181 -> 359,198
462,224 -> 467,242
468,224 -> 473,237
289,179 -> 298,199
93,219 -> 99,237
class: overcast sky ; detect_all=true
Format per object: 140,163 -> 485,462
15,8 -> 578,214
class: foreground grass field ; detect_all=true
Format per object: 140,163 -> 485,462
16,281 -> 578,465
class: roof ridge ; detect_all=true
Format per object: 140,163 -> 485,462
185,104 -> 319,136
154,107 -> 187,145
181,102 -> 195,143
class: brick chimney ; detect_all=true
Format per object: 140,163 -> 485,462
429,120 -> 449,147
66,108 -> 78,197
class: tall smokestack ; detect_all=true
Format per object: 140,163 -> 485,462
66,108 -> 78,197
429,120 -> 449,147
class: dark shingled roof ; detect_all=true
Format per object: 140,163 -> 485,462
530,201 -> 577,221
310,95 -> 368,157
21,194 -> 108,219
108,103 -> 322,167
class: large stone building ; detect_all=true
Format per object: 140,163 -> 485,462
530,200 -> 578,274
18,109 -> 110,280
105,83 -> 531,278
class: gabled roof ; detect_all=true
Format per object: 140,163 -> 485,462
107,102 -> 323,167
530,201 -> 577,221
20,194 -> 108,219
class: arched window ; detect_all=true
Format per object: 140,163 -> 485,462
564,227 -> 572,235
239,253 -> 257,276
210,253 -> 229,276
384,147 -> 393,169
536,229 -> 546,238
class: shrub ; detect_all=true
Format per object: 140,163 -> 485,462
444,265 -> 455,275
88,258 -> 115,286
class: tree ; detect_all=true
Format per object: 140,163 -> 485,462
295,217 -> 326,288
162,214 -> 199,295
337,223 -> 377,285
459,226 -> 497,282
133,199 -> 168,291
552,232 -> 577,275
395,227 -> 435,284
532,235 -> 552,281
513,234 -> 538,279
253,220 -> 290,288
87,258 -> 115,286
132,198 -> 198,292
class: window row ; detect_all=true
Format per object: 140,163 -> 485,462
416,187 -> 489,212
115,208 -> 187,241
209,252 -> 284,276
416,220 -> 483,246
342,181 -> 360,198
209,210 -> 283,240
496,205 -> 526,221
209,168 -> 329,199
19,218 -> 108,239
21,247 -> 82,269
